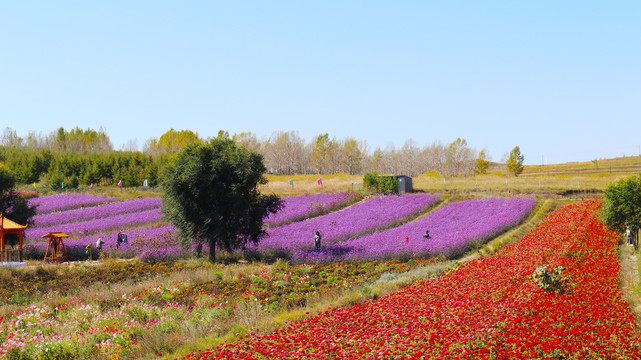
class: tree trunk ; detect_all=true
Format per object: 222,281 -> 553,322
208,239 -> 216,263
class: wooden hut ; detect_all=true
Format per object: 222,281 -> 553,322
0,213 -> 28,262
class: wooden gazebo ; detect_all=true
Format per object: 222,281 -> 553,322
42,232 -> 70,264
0,213 -> 28,262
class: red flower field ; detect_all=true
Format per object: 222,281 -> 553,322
187,200 -> 641,359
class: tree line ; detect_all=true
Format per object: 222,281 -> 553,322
0,126 -> 524,189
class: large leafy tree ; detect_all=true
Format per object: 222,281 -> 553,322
0,166 -> 36,225
161,135 -> 282,262
601,174 -> 641,237
507,146 -> 525,177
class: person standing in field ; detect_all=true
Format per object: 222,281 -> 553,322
314,230 -> 322,249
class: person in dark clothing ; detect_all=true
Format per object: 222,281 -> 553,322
423,229 -> 431,239
314,230 -> 322,249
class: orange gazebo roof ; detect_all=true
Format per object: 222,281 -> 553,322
41,232 -> 70,239
0,214 -> 28,231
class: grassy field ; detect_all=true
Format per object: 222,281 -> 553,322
263,156 -> 641,197
5,156 -> 640,359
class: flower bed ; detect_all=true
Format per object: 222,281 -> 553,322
265,192 -> 353,227
247,194 -> 439,259
31,197 -> 162,227
24,208 -> 163,241
24,224 -> 182,262
188,200 -> 641,359
28,194 -> 117,214
0,259 -> 431,359
294,198 -> 535,263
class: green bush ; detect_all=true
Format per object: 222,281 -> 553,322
363,172 -> 399,195
532,266 -> 571,294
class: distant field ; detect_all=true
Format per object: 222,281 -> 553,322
264,156 -> 641,197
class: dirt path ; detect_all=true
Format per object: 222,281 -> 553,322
619,244 -> 641,326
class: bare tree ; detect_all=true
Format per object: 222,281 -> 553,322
341,137 -> 367,175
1,127 -> 23,147
233,132 -> 265,155
400,139 -> 421,176
446,138 -> 475,176
265,131 -> 306,175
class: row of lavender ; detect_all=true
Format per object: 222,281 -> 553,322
248,194 -> 440,260
28,193 -> 118,214
30,197 -> 162,227
293,198 -> 535,263
264,192 -> 354,227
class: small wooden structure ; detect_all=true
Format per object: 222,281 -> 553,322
397,175 -> 413,194
42,232 -> 70,264
0,213 -> 28,262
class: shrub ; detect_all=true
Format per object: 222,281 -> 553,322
532,265 -> 571,294
363,173 -> 399,195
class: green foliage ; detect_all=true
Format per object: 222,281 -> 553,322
601,173 -> 641,234
475,148 -> 490,175
311,133 -> 332,174
0,146 -> 164,188
161,134 -> 282,262
532,266 -> 571,294
363,172 -> 399,195
0,166 -> 36,225
53,126 -> 113,152
507,146 -> 525,177
145,128 -> 202,155
6,347 -> 33,360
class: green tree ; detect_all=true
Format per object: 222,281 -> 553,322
506,146 -> 524,177
0,166 -> 36,225
145,128 -> 201,155
601,174 -> 641,237
161,135 -> 282,262
311,133 -> 332,174
475,148 -> 491,175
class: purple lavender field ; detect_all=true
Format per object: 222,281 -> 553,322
265,192 -> 353,227
31,197 -> 162,227
28,193 -> 118,214
293,198 -> 535,263
24,208 -> 163,241
23,224 -> 193,263
246,194 -> 440,259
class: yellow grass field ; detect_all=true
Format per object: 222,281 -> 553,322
263,155 -> 641,197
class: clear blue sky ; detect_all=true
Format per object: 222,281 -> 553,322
1,1 -> 639,165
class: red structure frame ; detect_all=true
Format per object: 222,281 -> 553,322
0,214 -> 27,262
42,232 -> 70,264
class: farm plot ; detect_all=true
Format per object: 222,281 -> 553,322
189,200 -> 641,359
23,192 -> 359,263
28,193 -> 117,214
246,194 -> 440,260
30,197 -> 162,227
293,197 -> 535,263
264,192 -> 354,227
